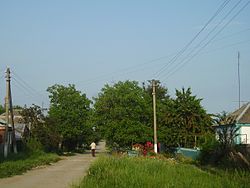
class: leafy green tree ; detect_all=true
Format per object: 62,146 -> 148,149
162,88 -> 212,148
47,84 -> 92,151
21,104 -> 60,152
94,81 -> 152,149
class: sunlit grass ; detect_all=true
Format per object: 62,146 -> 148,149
0,151 -> 60,178
73,156 -> 250,188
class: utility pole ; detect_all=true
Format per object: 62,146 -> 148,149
3,96 -> 9,157
4,68 -> 17,158
4,70 -> 10,157
8,69 -> 17,154
238,52 -> 240,109
152,79 -> 157,153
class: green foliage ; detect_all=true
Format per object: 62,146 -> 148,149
25,137 -> 44,152
94,81 -> 152,149
199,126 -> 250,169
217,125 -> 240,150
198,134 -> 219,164
94,81 -> 211,150
21,104 -> 61,152
161,87 -> 212,148
73,156 -> 249,188
47,84 -> 93,151
0,104 -> 4,114
144,81 -> 172,145
0,151 -> 60,178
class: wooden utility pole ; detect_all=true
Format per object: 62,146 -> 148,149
152,79 -> 157,153
4,68 -> 17,158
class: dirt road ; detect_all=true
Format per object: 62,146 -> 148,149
0,141 -> 106,188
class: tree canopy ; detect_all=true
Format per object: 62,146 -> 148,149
47,84 -> 93,151
21,104 -> 60,152
93,81 -> 212,149
162,88 -> 212,147
94,81 -> 152,149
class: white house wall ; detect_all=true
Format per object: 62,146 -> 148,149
240,126 -> 250,144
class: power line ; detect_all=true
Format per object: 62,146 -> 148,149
11,81 -> 43,105
11,77 -> 45,105
12,70 -> 45,98
78,52 -> 176,86
161,0 -> 250,82
153,0 -> 231,79
76,0 -> 232,86
173,0 -> 242,70
201,39 -> 250,54
215,27 -> 250,41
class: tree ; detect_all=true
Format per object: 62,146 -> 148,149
162,87 -> 212,148
21,104 -> 60,152
94,80 -> 152,149
47,84 -> 92,151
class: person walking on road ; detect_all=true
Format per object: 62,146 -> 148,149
90,142 -> 96,157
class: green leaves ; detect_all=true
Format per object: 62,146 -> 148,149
47,84 -> 92,151
94,81 -> 152,148
161,87 -> 212,147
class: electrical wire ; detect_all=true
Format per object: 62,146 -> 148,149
161,0 -> 250,82
76,52 -> 176,87
12,70 -> 45,98
11,80 -> 43,105
215,28 -> 250,41
173,0 -> 243,71
153,0 -> 232,79
201,39 -> 250,54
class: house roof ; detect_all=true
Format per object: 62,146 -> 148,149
227,102 -> 250,124
0,109 -> 24,124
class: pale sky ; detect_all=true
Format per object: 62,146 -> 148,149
0,0 -> 249,114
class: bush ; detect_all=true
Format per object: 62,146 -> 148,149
199,134 -> 220,165
25,137 -> 44,152
199,134 -> 250,169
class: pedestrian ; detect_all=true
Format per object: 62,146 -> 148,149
90,142 -> 96,157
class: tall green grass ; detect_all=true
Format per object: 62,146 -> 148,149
0,151 -> 60,178
74,156 -> 249,188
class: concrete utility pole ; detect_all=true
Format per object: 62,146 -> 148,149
8,69 -> 17,154
3,96 -> 10,158
152,79 -> 157,153
4,68 -> 17,158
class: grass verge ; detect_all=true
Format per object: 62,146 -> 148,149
0,151 -> 60,178
73,156 -> 250,188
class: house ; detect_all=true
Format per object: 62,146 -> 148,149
0,110 -> 28,154
0,119 -> 13,153
214,102 -> 250,144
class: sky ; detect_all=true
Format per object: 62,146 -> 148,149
0,0 -> 249,114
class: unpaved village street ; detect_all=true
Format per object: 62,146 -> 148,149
0,141 -> 106,188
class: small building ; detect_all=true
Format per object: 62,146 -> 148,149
214,103 -> 250,144
0,110 -> 28,153
0,119 -> 13,153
